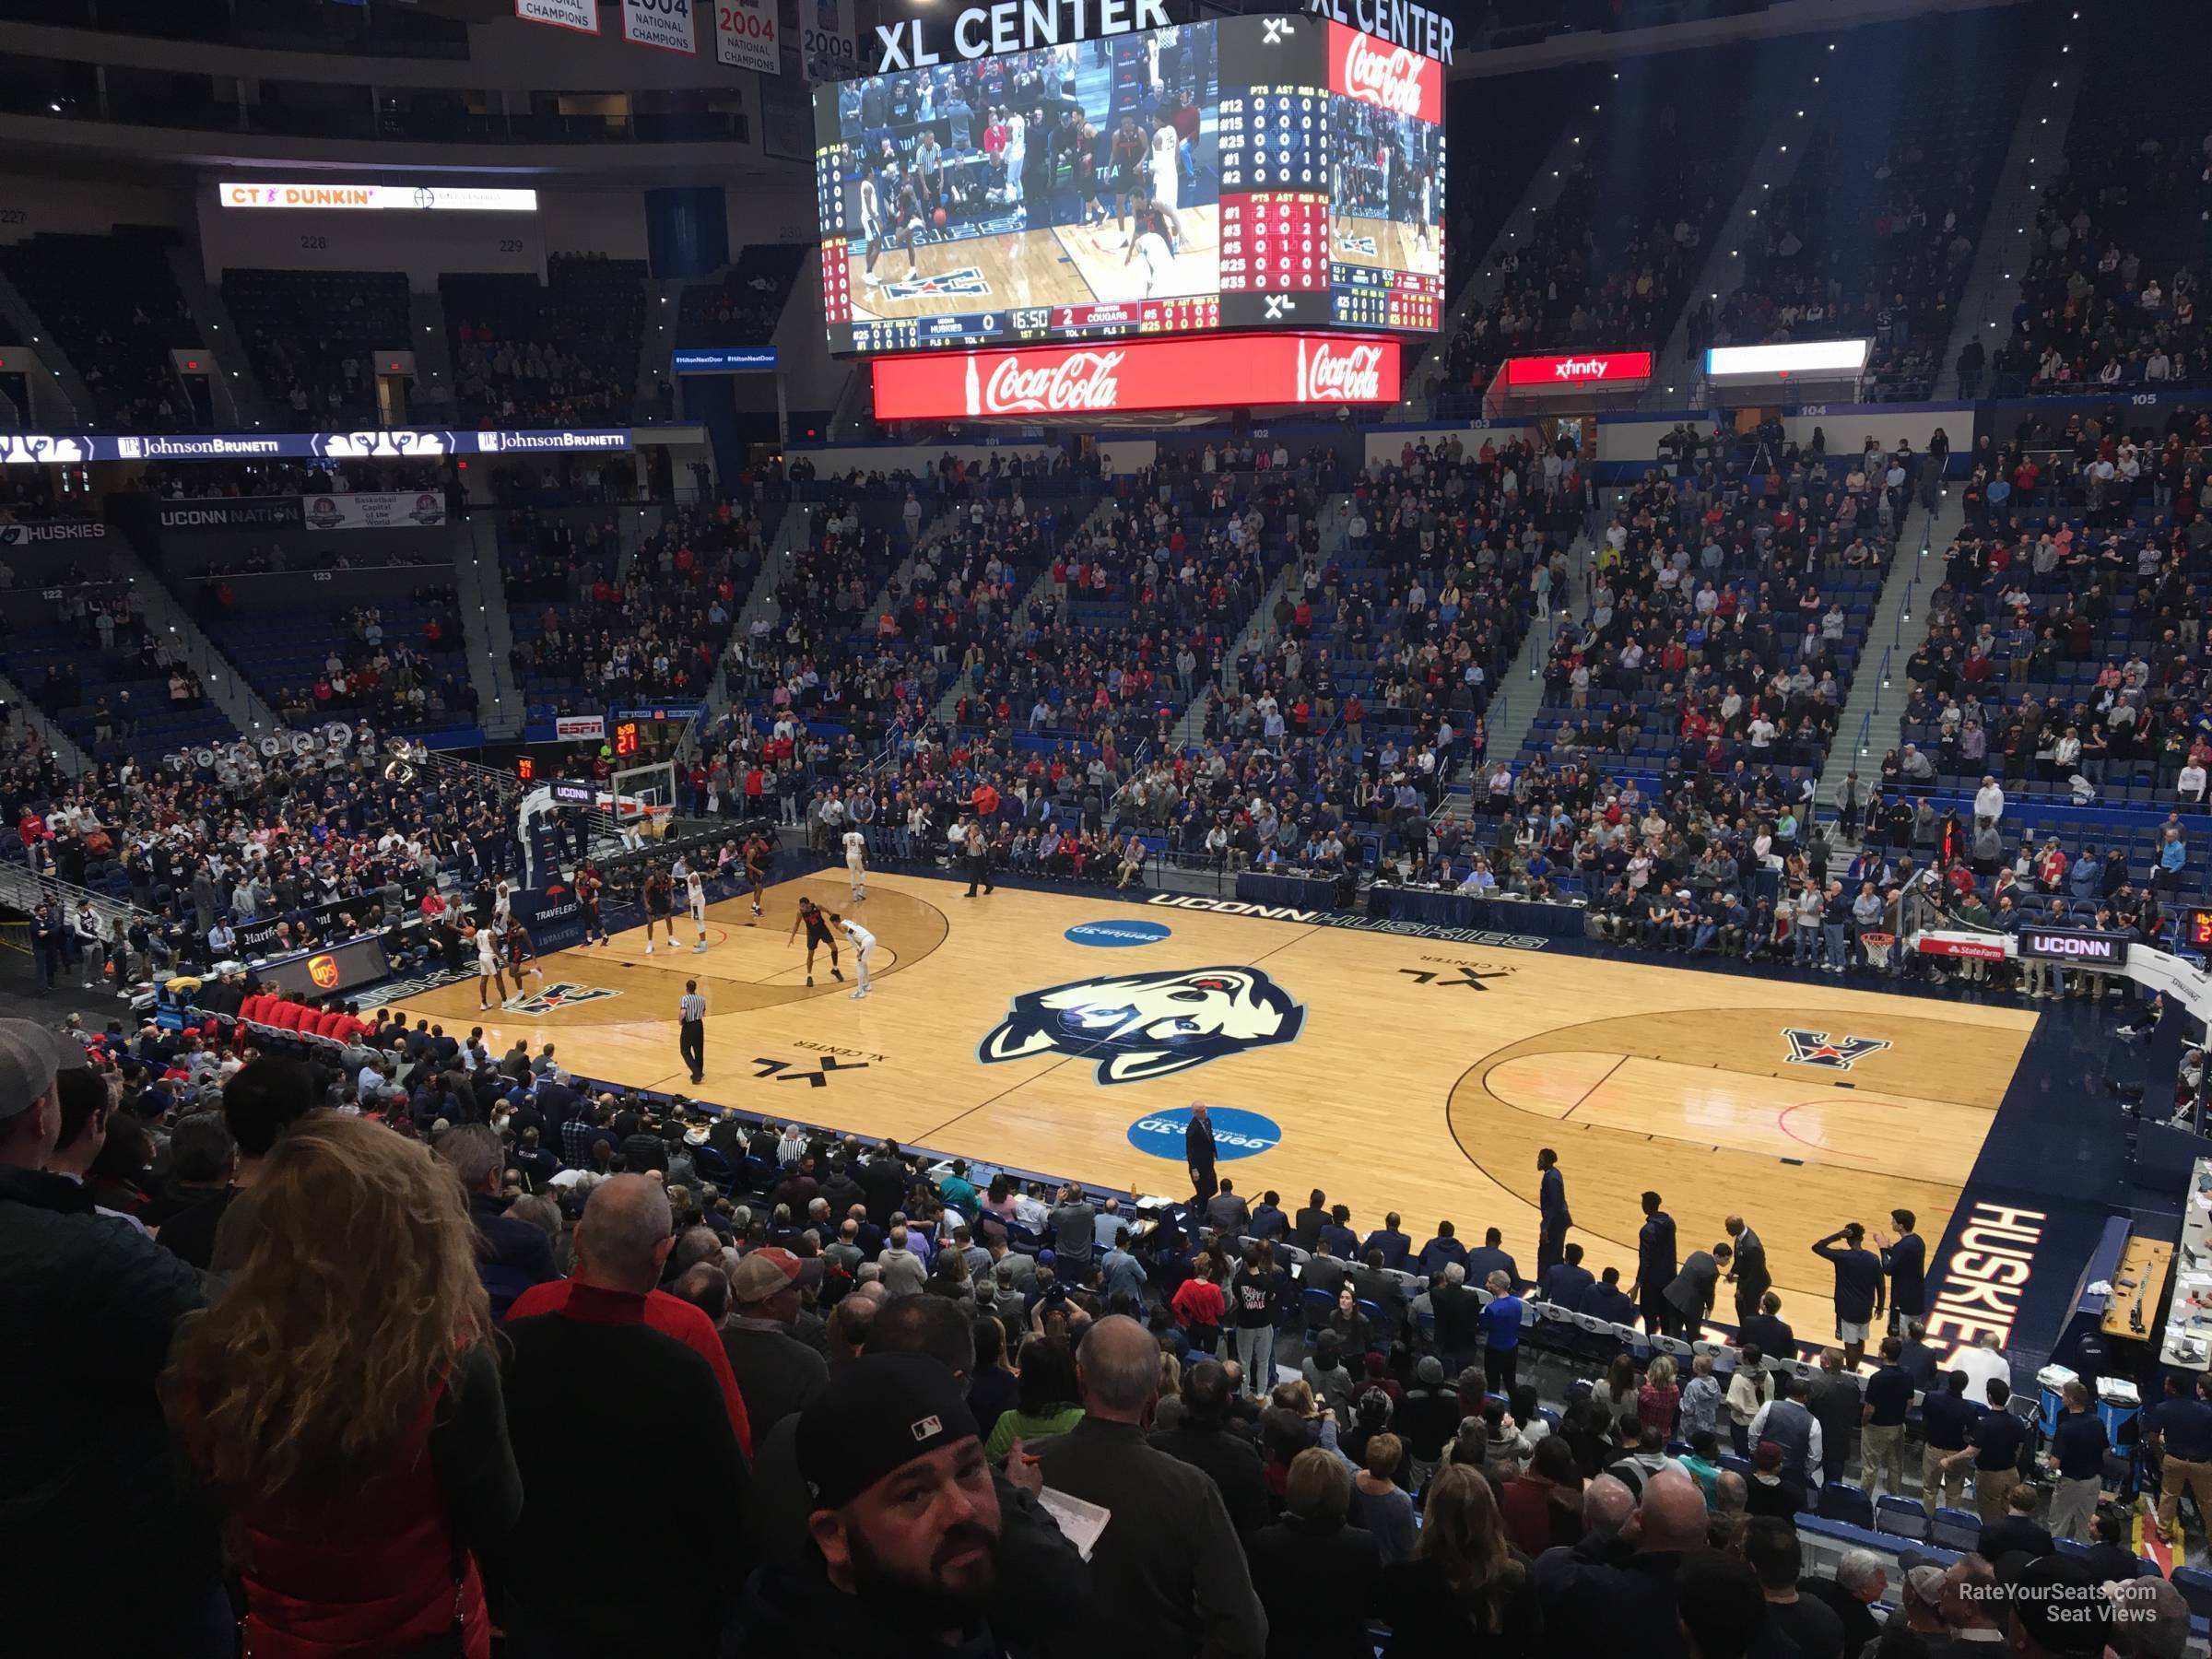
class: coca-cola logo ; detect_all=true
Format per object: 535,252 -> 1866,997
1342,31 -> 1429,117
1299,343 -> 1385,403
982,350 -> 1127,415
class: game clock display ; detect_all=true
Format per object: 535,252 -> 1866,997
2185,907 -> 2212,950
812,13 -> 1443,355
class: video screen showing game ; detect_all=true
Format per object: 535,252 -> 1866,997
816,23 -> 1224,353
1322,21 -> 1444,331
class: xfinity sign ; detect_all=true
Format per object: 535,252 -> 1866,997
1502,350 -> 1654,389
874,0 -> 1169,72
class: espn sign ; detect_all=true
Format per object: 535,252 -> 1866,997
1502,350 -> 1654,390
1327,20 -> 1441,123
872,334 -> 1400,421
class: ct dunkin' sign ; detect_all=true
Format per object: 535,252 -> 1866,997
873,332 -> 1400,420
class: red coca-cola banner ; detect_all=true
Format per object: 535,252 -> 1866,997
1501,350 -> 1655,389
1327,20 -> 1442,125
871,334 -> 1402,421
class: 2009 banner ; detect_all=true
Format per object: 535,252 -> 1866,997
300,491 -> 450,532
715,0 -> 778,73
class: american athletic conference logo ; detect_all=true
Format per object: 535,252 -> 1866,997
978,965 -> 1304,1086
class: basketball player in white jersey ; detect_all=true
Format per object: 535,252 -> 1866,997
832,912 -> 876,999
842,827 -> 868,901
472,923 -> 510,1010
856,168 -> 884,288
1148,119 -> 1181,214
686,867 -> 710,953
493,879 -> 513,929
1123,189 -> 1182,299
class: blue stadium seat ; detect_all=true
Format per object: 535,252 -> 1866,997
1719,1454 -> 1754,1481
2173,1567 -> 2212,1623
1875,1494 -> 1929,1541
1931,1508 -> 1983,1552
1818,1481 -> 1874,1529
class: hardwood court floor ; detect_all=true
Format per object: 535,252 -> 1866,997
842,205 -> 1222,318
1333,213 -> 1441,276
394,874 -> 2035,1310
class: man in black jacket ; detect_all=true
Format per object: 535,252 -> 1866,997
0,1018 -> 228,1655
859,1139 -> 912,1228
434,1121 -> 559,1319
499,1173 -> 748,1657
1150,1359 -> 1269,1537
1291,1188 -> 1329,1251
1030,1314 -> 1265,1659
720,1244 -> 830,1436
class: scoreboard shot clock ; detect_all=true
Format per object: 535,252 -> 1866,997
613,719 -> 641,758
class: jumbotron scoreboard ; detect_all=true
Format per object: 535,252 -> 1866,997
813,12 -> 1445,357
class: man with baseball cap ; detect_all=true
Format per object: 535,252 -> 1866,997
743,1353 -> 1008,1650
0,1018 -> 228,1654
722,1244 -> 830,1436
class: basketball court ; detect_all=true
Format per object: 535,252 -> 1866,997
843,206 -> 1222,317
394,872 -> 2037,1309
1334,214 -> 1441,277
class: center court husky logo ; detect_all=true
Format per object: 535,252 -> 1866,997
882,267 -> 991,300
980,966 -> 1304,1086
1782,1028 -> 1893,1070
508,981 -> 619,1017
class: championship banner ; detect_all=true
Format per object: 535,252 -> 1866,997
872,333 -> 1400,420
158,498 -> 303,532
516,0 -> 599,33
622,0 -> 697,53
715,0 -> 778,73
300,491 -> 449,532
0,518 -> 105,545
801,0 -> 857,82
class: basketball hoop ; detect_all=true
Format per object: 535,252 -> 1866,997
1860,931 -> 1896,971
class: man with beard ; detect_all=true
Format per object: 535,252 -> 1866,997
742,1353 -> 1015,1652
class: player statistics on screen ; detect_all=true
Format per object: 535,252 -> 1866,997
811,14 -> 1445,356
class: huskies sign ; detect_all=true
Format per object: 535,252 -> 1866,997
979,964 -> 1304,1085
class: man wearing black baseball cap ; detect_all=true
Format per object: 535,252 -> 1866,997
0,1018 -> 227,1653
742,1352 -> 1010,1651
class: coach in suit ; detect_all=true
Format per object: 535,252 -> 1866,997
1184,1103 -> 1218,1205
1536,1147 -> 1571,1278
1725,1215 -> 1771,1326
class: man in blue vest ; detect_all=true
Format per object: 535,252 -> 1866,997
1748,1375 -> 1822,1490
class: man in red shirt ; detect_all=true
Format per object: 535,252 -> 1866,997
506,1174 -> 753,1457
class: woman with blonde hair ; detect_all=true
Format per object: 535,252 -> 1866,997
165,1115 -> 521,1659
1637,1352 -> 1682,1437
1380,1463 -> 1543,1656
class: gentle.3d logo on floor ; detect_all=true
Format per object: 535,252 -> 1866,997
979,965 -> 1305,1085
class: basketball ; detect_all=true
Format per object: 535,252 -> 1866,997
932,206 -> 947,228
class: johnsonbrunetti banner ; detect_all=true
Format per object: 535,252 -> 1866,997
1,429 -> 635,466
872,333 -> 1401,420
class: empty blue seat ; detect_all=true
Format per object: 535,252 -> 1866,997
1818,1481 -> 1874,1529
1931,1507 -> 1982,1552
1876,1494 -> 1929,1540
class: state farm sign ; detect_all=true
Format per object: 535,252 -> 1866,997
873,333 -> 1401,421
1328,20 -> 1441,124
1502,350 -> 1654,390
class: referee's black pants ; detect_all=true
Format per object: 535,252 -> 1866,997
679,1018 -> 705,1082
965,853 -> 994,896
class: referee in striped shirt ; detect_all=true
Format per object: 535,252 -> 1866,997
678,980 -> 707,1085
